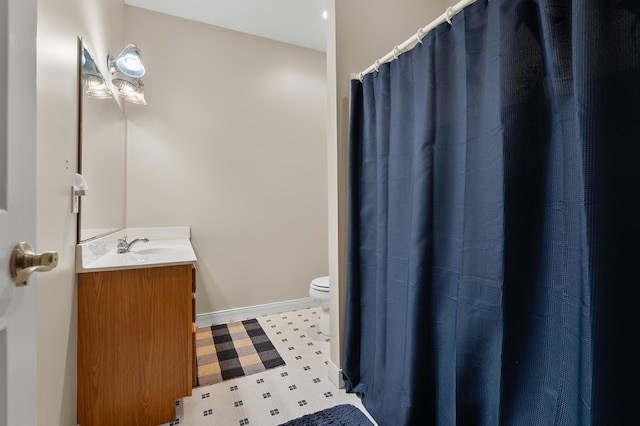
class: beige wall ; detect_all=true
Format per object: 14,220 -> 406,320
36,0 -> 123,424
124,6 -> 328,314
327,0 -> 452,368
33,1 -> 457,422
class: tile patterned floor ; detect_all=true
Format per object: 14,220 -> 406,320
161,307 -> 376,426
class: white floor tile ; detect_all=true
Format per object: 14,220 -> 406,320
159,306 -> 372,426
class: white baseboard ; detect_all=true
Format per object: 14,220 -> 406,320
196,297 -> 318,327
327,359 -> 344,389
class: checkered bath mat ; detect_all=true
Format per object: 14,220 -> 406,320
195,318 -> 285,386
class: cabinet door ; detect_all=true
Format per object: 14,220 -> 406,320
78,264 -> 193,426
192,264 -> 197,387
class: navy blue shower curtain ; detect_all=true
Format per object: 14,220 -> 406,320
344,1 -> 639,425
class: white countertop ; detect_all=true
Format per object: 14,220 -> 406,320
76,227 -> 197,273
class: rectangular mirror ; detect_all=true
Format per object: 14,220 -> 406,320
78,37 -> 126,242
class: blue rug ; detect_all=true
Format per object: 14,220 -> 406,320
278,404 -> 374,426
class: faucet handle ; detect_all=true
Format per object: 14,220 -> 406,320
116,237 -> 128,253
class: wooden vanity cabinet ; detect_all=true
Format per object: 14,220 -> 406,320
78,263 -> 195,426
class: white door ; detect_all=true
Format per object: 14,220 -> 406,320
0,0 -> 47,425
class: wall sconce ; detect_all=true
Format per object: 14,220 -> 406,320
108,44 -> 147,105
82,48 -> 112,99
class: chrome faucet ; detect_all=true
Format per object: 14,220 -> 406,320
117,236 -> 149,253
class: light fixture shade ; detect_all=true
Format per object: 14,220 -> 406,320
114,44 -> 145,78
82,49 -> 105,88
112,74 -> 140,93
82,48 -> 112,99
108,43 -> 147,105
85,85 -> 113,99
112,74 -> 147,105
121,91 -> 147,105
119,89 -> 147,105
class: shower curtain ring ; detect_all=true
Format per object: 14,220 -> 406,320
445,7 -> 454,25
392,46 -> 400,60
416,28 -> 425,44
358,72 -> 364,82
374,60 -> 380,72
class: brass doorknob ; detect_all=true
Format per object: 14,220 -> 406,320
10,242 -> 59,286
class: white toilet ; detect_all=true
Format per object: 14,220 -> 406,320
309,276 -> 330,336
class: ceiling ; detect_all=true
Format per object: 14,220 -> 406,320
124,0 -> 328,52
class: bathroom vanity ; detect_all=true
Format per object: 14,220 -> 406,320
76,227 -> 197,426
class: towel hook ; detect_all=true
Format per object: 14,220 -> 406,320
445,7 -> 454,25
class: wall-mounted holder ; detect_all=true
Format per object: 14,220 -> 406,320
72,173 -> 89,213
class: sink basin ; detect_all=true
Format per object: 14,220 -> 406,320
130,246 -> 179,255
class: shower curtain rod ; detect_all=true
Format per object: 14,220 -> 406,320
354,0 -> 477,81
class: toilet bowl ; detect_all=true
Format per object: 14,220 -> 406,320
309,276 -> 330,336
